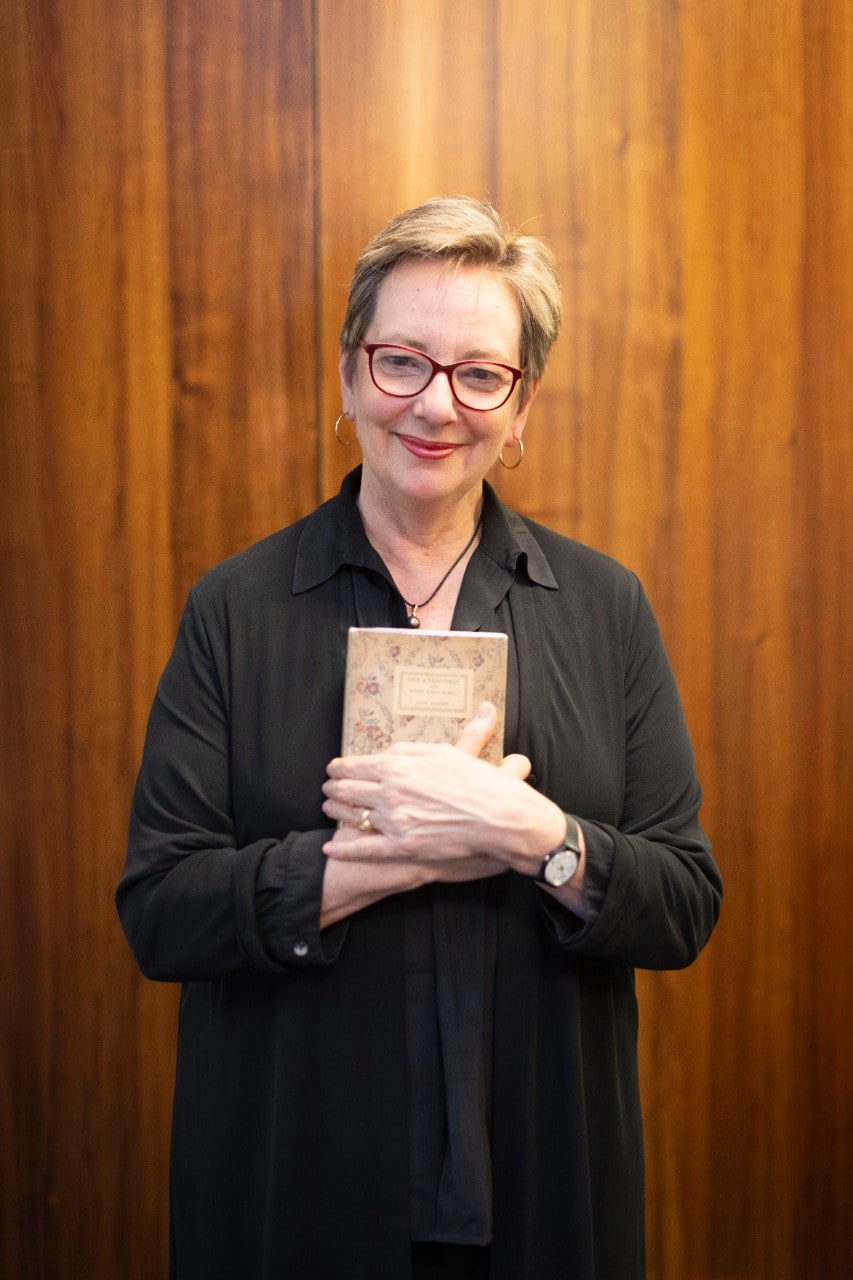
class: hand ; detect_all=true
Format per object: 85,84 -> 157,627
321,702 -> 536,872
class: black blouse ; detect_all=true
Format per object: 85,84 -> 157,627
118,464 -> 719,1278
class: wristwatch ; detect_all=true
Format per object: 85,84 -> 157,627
536,813 -> 581,887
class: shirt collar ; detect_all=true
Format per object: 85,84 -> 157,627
292,465 -> 558,595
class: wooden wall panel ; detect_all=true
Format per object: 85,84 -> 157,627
495,0 -> 688,581
167,0 -> 319,593
677,5 -> 852,1277
1,0 -> 850,1277
1,3 -> 175,1275
316,0 -> 501,497
682,8 -> 805,1269
490,0 -> 577,533
793,5 -> 853,1268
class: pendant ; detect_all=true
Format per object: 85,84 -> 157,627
408,612 -> 421,628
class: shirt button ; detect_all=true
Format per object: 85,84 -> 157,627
293,940 -> 309,958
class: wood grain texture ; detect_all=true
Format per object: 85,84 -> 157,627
676,4 -> 852,1276
792,4 -> 853,1269
1,1 -> 850,1276
167,0 -> 319,594
1,3 -> 176,1275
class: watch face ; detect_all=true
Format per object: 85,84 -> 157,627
544,849 -> 579,887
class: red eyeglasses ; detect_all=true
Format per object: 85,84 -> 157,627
360,343 -> 524,411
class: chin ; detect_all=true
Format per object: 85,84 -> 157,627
395,468 -> 478,507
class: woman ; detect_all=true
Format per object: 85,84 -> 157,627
117,197 -> 721,1280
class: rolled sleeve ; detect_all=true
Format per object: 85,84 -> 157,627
256,836 -> 348,965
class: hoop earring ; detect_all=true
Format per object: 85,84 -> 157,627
335,414 -> 358,446
499,439 -> 524,470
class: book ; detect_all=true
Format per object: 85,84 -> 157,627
341,627 -> 508,765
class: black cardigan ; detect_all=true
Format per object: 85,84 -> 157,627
117,470 -> 721,1279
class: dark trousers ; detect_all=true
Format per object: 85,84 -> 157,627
410,1241 -> 490,1279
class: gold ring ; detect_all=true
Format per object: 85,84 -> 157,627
357,808 -> 373,832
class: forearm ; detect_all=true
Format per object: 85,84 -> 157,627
320,856 -> 432,929
321,847 -> 511,929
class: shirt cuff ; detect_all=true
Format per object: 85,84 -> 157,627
255,835 -> 348,965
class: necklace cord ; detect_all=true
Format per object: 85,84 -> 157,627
399,515 -> 484,625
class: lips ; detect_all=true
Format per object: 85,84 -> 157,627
397,433 -> 461,460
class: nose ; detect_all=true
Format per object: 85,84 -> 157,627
414,370 -> 457,419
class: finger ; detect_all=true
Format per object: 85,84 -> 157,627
322,776 -> 382,808
499,752 -> 532,780
321,796 -> 366,827
454,701 -> 497,758
323,828 -> 391,860
325,754 -> 389,781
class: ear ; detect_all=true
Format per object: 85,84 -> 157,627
506,377 -> 540,447
338,347 -> 356,418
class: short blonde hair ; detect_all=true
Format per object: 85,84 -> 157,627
340,196 -> 562,406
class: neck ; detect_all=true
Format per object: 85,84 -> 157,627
357,472 -> 485,559
356,474 -> 485,628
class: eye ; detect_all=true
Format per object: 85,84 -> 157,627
456,363 -> 509,390
374,348 -> 429,377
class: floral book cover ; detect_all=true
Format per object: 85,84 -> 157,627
341,628 -> 508,765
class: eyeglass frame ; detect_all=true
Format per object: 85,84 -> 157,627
359,342 -> 525,412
